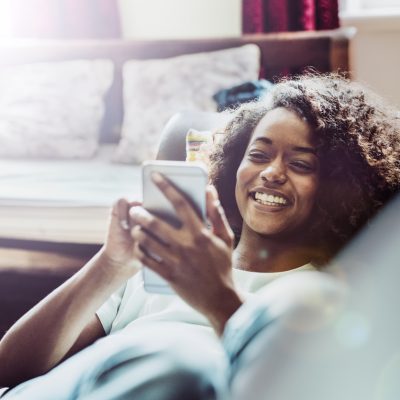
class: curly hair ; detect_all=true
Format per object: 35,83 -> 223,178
209,73 -> 400,263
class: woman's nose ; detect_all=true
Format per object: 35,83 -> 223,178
260,163 -> 287,184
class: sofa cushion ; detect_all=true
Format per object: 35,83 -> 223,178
0,59 -> 113,159
114,44 -> 260,164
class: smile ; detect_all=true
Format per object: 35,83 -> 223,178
250,191 -> 290,207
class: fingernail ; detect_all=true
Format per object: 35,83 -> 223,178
120,220 -> 129,230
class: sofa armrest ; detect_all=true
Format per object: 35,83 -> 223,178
156,111 -> 232,161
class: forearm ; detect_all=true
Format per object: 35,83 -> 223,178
0,248 -> 133,386
205,288 -> 244,337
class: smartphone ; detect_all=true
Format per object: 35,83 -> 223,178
141,161 -> 208,294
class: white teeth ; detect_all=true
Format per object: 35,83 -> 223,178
254,192 -> 287,205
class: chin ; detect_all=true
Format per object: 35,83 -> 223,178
249,222 -> 288,236
249,219 -> 306,239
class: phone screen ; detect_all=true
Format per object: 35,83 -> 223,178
141,161 -> 208,294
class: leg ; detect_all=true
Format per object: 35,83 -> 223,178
5,323 -> 227,400
222,271 -> 345,400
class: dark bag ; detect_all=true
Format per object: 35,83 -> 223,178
213,79 -> 274,111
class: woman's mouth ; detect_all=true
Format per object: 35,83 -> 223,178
250,191 -> 290,207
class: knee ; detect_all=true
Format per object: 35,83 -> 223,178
79,325 -> 227,400
223,271 -> 346,400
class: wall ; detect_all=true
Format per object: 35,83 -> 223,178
341,13 -> 400,107
118,0 -> 242,39
118,1 -> 400,107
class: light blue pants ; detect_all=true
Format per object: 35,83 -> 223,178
3,323 -> 227,400
3,271 -> 342,400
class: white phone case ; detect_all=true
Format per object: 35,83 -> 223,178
141,161 -> 208,294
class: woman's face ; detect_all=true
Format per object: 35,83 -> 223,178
235,107 -> 320,237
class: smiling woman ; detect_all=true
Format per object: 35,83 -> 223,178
1,73 -> 399,399
209,73 -> 400,266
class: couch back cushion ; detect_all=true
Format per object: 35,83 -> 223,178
0,30 -> 351,147
113,44 -> 260,164
0,59 -> 113,159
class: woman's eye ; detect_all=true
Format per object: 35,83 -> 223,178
248,151 -> 270,162
290,161 -> 314,172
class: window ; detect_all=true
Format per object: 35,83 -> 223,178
340,0 -> 400,14
363,0 -> 400,8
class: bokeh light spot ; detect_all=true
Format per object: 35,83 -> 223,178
334,310 -> 370,348
258,249 -> 268,260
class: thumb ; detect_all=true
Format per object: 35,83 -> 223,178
206,185 -> 234,248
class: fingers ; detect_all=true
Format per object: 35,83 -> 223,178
111,198 -> 142,231
131,225 -> 177,266
151,172 -> 204,230
129,206 -> 175,244
133,242 -> 174,282
118,199 -> 130,230
206,185 -> 234,248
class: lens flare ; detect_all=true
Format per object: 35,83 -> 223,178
258,249 -> 268,260
334,310 -> 370,348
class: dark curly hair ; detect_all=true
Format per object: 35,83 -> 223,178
209,73 -> 400,264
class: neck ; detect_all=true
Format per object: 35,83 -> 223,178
233,225 -> 316,273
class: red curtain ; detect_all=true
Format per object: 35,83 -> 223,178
243,0 -> 339,33
7,0 -> 120,39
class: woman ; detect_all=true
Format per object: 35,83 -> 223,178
211,73 -> 400,264
1,73 -> 399,398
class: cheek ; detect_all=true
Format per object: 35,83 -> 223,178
234,168 -> 243,203
235,163 -> 250,207
299,176 -> 320,209
236,161 -> 252,185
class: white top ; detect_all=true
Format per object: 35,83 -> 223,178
97,264 -> 315,338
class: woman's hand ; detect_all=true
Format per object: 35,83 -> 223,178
0,198 -> 142,387
130,173 -> 243,335
100,198 -> 142,276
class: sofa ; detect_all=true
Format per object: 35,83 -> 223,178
0,28 -> 354,335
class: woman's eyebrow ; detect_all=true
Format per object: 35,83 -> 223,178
292,146 -> 317,155
253,137 -> 317,155
253,137 -> 272,146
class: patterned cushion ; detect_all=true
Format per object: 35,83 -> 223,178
114,44 -> 260,164
0,60 -> 113,159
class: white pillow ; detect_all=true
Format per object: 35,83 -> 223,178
114,44 -> 260,164
0,59 -> 114,159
